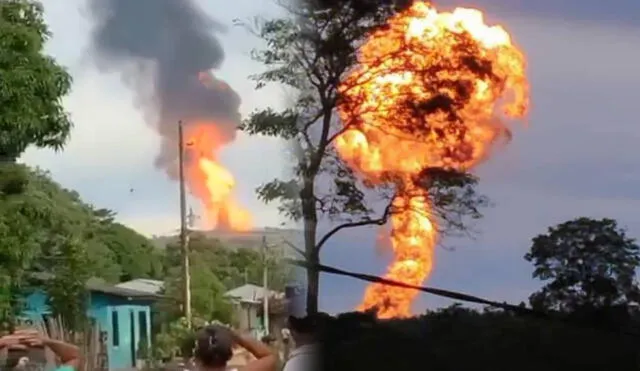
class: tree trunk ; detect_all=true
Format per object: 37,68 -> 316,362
305,244 -> 320,315
301,180 -> 319,315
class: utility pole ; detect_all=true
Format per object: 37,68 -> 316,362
262,235 -> 269,335
178,120 -> 192,327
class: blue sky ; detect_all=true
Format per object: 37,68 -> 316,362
25,0 -> 640,314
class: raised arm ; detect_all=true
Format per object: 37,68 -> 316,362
14,329 -> 81,370
232,330 -> 277,371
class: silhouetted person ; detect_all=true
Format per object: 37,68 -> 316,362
282,314 -> 328,371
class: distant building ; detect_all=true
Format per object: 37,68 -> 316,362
22,276 -> 161,371
224,284 -> 286,339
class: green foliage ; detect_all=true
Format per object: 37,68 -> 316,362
152,317 -> 204,361
0,0 -> 73,160
525,217 -> 640,313
321,305 -> 640,371
158,233 -> 292,326
0,164 -> 94,329
93,210 -> 164,282
0,163 -> 164,329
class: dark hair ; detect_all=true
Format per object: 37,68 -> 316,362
193,325 -> 233,368
288,312 -> 331,335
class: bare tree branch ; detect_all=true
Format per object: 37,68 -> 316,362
315,202 -> 393,253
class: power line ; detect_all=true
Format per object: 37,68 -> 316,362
287,259 -> 640,339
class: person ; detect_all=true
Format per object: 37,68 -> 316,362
192,324 -> 276,371
282,315 -> 324,371
0,329 -> 81,371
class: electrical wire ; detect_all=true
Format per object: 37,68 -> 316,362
286,258 -> 640,339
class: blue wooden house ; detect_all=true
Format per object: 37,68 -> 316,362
22,276 -> 161,370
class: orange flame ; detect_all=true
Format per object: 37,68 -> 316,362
335,2 -> 529,318
182,73 -> 252,231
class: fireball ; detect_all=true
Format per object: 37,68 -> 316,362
335,1 -> 529,318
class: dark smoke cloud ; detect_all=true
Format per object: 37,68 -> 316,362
86,0 -> 241,177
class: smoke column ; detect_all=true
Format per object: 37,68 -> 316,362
86,0 -> 252,230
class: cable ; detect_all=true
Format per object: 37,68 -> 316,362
286,258 -> 640,339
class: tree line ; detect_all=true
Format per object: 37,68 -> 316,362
320,217 -> 640,370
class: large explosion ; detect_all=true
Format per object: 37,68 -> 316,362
336,1 -> 529,318
86,0 -> 251,231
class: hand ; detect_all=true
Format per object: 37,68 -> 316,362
13,329 -> 46,347
0,334 -> 28,350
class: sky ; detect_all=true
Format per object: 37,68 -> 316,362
24,0 -> 640,314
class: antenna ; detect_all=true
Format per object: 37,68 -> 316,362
187,207 -> 199,229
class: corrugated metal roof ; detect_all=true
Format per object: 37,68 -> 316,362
224,284 -> 283,304
115,279 -> 164,294
29,272 -> 161,299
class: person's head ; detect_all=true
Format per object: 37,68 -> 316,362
192,325 -> 233,370
287,313 -> 329,346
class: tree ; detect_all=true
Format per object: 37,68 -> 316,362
0,165 -> 93,329
240,0 -> 488,313
159,234 -> 291,326
320,305 -> 640,371
0,0 -> 73,161
93,209 -> 164,282
0,163 -> 166,330
525,217 -> 640,313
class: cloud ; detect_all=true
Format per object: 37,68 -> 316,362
22,0 -> 293,235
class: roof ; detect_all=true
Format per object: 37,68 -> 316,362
87,278 -> 161,299
224,284 -> 284,304
115,279 -> 164,294
30,273 -> 161,300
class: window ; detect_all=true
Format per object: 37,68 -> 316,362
138,311 -> 148,344
111,310 -> 120,347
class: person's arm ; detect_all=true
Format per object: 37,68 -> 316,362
232,330 -> 277,371
13,329 -> 81,369
42,338 -> 81,369
0,334 -> 26,350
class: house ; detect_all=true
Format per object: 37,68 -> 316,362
224,284 -> 285,339
23,277 -> 161,371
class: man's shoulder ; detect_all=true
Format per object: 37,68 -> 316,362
284,347 -> 317,371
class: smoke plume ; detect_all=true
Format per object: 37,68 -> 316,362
86,0 -> 241,178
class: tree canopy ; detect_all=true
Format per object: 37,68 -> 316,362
0,164 -> 165,329
0,0 -> 73,161
525,217 -> 640,313
160,233 -> 292,322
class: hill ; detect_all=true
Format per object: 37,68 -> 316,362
151,227 -> 301,257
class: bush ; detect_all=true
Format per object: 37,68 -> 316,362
319,306 -> 640,371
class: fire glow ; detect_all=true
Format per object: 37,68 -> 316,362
335,1 -> 529,318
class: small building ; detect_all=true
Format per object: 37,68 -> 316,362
224,284 -> 285,339
23,277 -> 161,371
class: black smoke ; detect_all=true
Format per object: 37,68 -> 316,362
86,0 -> 241,177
